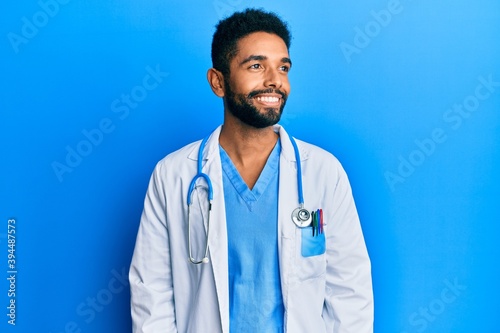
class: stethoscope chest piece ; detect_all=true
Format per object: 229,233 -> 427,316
292,207 -> 312,228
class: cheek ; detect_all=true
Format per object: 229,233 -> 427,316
281,75 -> 291,89
282,80 -> 291,96
229,77 -> 254,96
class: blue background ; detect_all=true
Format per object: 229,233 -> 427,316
2,0 -> 499,332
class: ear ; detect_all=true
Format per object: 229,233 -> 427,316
207,68 -> 225,97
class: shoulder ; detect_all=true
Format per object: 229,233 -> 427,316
159,140 -> 199,164
152,140 -> 201,176
278,125 -> 339,164
294,138 -> 343,169
291,137 -> 350,187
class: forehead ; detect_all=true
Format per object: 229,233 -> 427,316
233,32 -> 289,61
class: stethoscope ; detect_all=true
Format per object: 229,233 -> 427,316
187,133 -> 312,264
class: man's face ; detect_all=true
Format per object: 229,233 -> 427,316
223,32 -> 291,129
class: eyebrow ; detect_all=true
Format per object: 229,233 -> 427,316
239,55 -> 293,67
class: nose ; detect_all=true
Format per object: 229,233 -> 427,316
264,68 -> 283,89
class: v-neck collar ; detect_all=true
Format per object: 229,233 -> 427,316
219,139 -> 281,209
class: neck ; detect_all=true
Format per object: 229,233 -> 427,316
218,115 -> 279,190
219,120 -> 278,165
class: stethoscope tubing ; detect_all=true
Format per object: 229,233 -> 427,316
186,131 -> 307,264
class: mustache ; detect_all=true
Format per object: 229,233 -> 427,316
247,88 -> 287,100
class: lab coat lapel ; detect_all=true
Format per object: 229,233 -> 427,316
276,126 -> 302,309
190,126 -> 230,333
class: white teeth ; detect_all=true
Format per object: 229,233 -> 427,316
256,96 -> 279,102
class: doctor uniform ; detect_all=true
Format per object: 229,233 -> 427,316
129,125 -> 373,333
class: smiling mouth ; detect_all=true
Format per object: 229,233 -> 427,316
255,96 -> 280,103
251,93 -> 284,108
246,88 -> 286,109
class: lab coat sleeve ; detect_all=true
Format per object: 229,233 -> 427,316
129,163 -> 178,333
324,165 -> 373,333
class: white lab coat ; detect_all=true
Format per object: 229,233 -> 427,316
129,125 -> 373,333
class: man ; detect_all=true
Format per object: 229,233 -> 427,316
129,8 -> 373,333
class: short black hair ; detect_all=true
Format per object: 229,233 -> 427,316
211,8 -> 291,76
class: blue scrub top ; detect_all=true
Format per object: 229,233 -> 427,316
220,139 -> 284,333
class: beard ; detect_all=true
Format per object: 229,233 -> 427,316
224,80 -> 287,129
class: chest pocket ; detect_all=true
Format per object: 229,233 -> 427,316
294,223 -> 327,282
301,227 -> 326,257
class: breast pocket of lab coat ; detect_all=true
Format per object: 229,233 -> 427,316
301,227 -> 326,257
295,223 -> 327,281
187,184 -> 210,260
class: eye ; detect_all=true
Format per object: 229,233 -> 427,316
280,65 -> 290,72
249,63 -> 262,69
